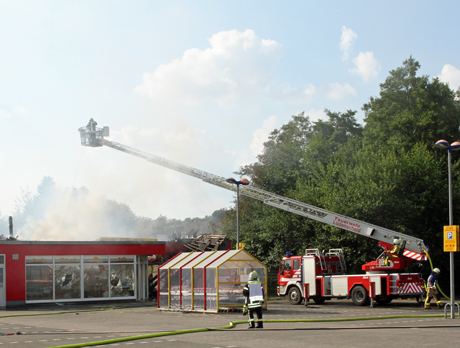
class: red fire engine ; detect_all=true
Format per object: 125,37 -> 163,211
277,214 -> 427,306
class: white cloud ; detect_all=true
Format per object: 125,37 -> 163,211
305,108 -> 327,123
135,29 -> 282,105
349,51 -> 381,81
15,107 -> 26,114
303,84 -> 316,97
0,110 -> 11,119
438,64 -> 460,91
0,107 -> 26,120
250,115 -> 278,157
326,83 -> 357,100
340,26 -> 357,61
135,29 -> 316,106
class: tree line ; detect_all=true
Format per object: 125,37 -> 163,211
221,57 -> 460,290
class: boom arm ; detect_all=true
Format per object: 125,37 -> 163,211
78,124 -> 427,259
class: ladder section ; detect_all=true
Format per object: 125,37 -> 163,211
77,123 -> 427,256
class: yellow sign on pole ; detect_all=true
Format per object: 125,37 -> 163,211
444,225 -> 460,252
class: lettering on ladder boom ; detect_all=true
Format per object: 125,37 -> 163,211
332,217 -> 362,233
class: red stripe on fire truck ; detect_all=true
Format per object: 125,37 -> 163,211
397,282 -> 424,294
403,250 -> 426,261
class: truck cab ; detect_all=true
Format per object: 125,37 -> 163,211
277,252 -> 302,304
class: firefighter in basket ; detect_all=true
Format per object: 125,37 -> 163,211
87,118 -> 97,132
424,268 -> 443,309
242,271 -> 264,329
86,118 -> 98,143
383,238 -> 403,266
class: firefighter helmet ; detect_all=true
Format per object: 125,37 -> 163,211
433,268 -> 441,274
249,271 -> 258,280
393,238 -> 401,245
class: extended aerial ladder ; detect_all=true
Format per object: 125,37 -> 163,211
78,122 -> 428,272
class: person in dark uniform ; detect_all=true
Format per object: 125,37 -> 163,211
425,268 -> 443,309
87,118 -> 97,132
243,271 -> 264,328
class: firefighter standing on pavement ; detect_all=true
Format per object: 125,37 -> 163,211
243,271 -> 264,328
424,268 -> 443,309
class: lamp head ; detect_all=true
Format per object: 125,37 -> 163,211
226,177 -> 249,185
435,140 -> 450,149
451,141 -> 460,151
226,177 -> 237,184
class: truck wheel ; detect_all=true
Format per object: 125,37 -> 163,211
351,285 -> 369,306
288,286 -> 302,305
313,297 -> 326,304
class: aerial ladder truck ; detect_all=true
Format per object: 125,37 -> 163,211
79,121 -> 428,306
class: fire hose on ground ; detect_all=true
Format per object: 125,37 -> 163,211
0,308 -> 457,348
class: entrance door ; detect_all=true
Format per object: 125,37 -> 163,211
0,255 -> 5,308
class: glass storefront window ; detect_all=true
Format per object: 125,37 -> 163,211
26,266 -> 53,300
84,265 -> 109,298
55,265 -> 81,299
25,254 -> 137,302
111,264 -> 134,297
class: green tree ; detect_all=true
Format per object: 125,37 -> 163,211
225,57 -> 460,288
230,110 -> 363,270
363,56 -> 460,151
295,143 -> 447,273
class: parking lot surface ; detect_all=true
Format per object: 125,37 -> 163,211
0,298 -> 459,348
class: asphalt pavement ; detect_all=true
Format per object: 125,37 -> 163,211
0,297 -> 459,348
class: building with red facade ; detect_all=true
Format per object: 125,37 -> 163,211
0,240 -> 168,308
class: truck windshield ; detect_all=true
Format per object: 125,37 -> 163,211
284,259 -> 292,271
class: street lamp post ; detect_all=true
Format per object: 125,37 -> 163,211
435,139 -> 460,319
226,177 -> 249,250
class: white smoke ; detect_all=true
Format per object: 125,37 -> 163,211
14,182 -> 154,241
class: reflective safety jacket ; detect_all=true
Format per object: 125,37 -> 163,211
243,281 -> 264,308
427,272 -> 439,289
88,119 -> 97,132
389,244 -> 401,255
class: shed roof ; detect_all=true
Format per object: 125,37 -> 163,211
206,250 -> 258,268
182,250 -> 217,269
171,252 -> 201,269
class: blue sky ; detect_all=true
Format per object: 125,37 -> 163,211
1,1 -> 460,233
